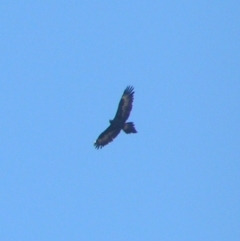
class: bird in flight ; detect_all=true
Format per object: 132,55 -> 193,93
94,86 -> 137,149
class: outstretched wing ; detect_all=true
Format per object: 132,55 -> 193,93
94,125 -> 121,149
113,86 -> 134,122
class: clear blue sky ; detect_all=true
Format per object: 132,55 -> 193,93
1,1 -> 239,240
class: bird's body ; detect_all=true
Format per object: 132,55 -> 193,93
94,86 -> 137,149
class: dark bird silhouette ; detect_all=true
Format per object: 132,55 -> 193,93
94,86 -> 137,149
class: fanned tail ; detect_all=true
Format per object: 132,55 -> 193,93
122,122 -> 137,134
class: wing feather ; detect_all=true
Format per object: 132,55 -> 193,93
113,86 -> 134,122
94,125 -> 121,149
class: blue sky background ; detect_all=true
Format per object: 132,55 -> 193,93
1,1 -> 239,240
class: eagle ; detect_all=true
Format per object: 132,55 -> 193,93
94,86 -> 137,149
